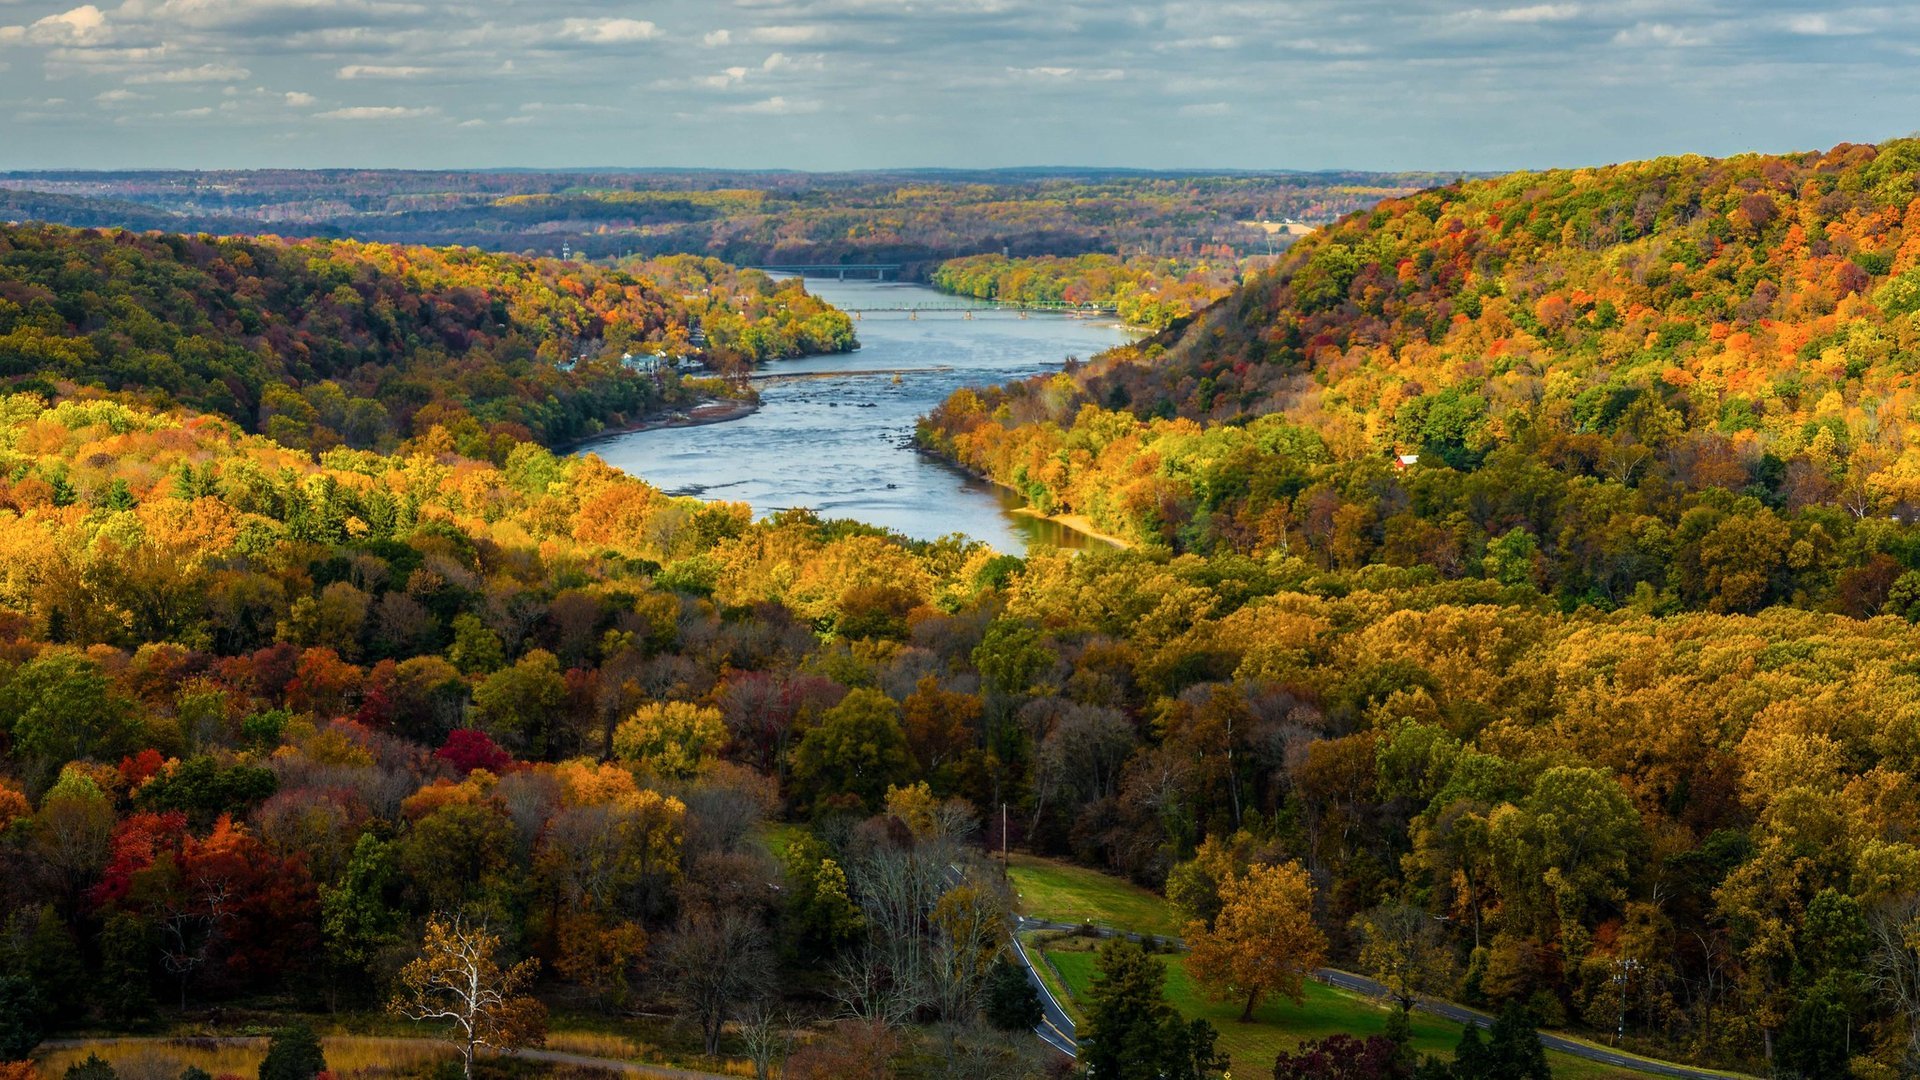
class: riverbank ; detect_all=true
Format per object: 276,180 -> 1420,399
567,396 -> 759,451
1011,506 -> 1133,549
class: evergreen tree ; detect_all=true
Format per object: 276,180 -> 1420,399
983,956 -> 1043,1032
258,1023 -> 328,1080
0,975 -> 44,1061
1080,939 -> 1226,1080
64,1055 -> 117,1080
1448,1005 -> 1550,1080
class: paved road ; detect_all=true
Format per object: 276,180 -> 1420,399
36,1036 -> 736,1079
1011,915 -> 1079,1057
1013,919 -> 1752,1080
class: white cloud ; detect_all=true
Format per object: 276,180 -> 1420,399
726,95 -> 819,115
1783,13 -> 1871,37
95,87 -> 147,103
1612,21 -> 1707,47
337,63 -> 433,79
701,65 -> 749,88
1462,4 -> 1581,25
1179,101 -> 1230,117
745,25 -> 825,45
318,104 -> 438,119
558,17 -> 659,44
702,29 -> 731,47
1008,65 -> 1125,81
127,62 -> 248,83
0,5 -> 110,47
283,90 -> 315,106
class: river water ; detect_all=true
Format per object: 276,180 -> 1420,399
581,278 -> 1140,553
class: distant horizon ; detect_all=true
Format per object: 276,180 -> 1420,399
0,135 -> 1898,179
4,0 -> 1916,172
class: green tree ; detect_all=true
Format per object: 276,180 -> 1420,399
94,911 -> 156,1023
1,651 -> 135,779
64,1054 -> 117,1080
0,974 -> 44,1061
1080,938 -> 1227,1080
257,1023 -> 328,1080
1491,766 -> 1639,927
321,833 -> 405,996
983,956 -> 1043,1032
786,688 -> 914,812
448,613 -> 505,675
1452,1003 -> 1550,1080
472,648 -> 567,758
779,835 -> 863,958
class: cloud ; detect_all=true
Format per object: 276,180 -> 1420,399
1461,4 -> 1581,25
0,5 -> 110,47
701,65 -> 749,88
337,63 -> 433,79
283,90 -> 315,106
1783,13 -> 1873,37
317,104 -> 438,119
127,62 -> 249,83
557,17 -> 659,45
702,29 -> 730,47
95,87 -> 147,103
1179,101 -> 1230,117
745,25 -> 825,45
725,95 -> 819,115
1009,65 -> 1125,81
1611,22 -> 1708,47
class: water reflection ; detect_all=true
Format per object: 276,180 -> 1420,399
581,278 -> 1139,553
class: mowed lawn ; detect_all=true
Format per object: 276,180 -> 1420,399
1041,946 -> 1667,1080
1006,853 -> 1186,937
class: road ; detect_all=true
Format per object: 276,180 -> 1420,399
1011,916 -> 1079,1056
36,1036 -> 736,1079
1010,919 -> 1752,1080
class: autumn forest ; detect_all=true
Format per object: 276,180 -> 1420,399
5,137 -> 1920,1080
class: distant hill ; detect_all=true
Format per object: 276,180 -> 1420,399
0,167 -> 1449,266
0,187 -> 270,236
0,222 -> 709,457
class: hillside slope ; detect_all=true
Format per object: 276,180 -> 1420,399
0,226 -> 853,460
923,140 -> 1920,613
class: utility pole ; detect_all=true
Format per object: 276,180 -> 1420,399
1001,802 -> 1009,882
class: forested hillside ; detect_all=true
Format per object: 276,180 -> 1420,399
0,385 -> 1917,1074
0,225 -> 853,462
931,253 -> 1253,331
923,140 -> 1920,615
13,150 -> 1920,1078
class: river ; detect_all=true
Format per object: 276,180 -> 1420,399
580,278 -> 1141,553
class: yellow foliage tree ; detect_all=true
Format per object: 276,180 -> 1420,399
390,914 -> 548,1080
612,701 -> 728,779
1183,860 -> 1327,1021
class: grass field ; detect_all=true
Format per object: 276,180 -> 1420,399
36,1036 -> 455,1077
1040,943 -> 1666,1080
1006,853 -> 1185,937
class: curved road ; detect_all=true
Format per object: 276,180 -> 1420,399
1007,919 -> 1752,1080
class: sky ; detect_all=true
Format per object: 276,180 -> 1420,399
0,0 -> 1915,172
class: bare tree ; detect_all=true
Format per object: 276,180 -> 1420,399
738,998 -> 794,1080
1871,895 -> 1920,1072
660,906 -> 773,1057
